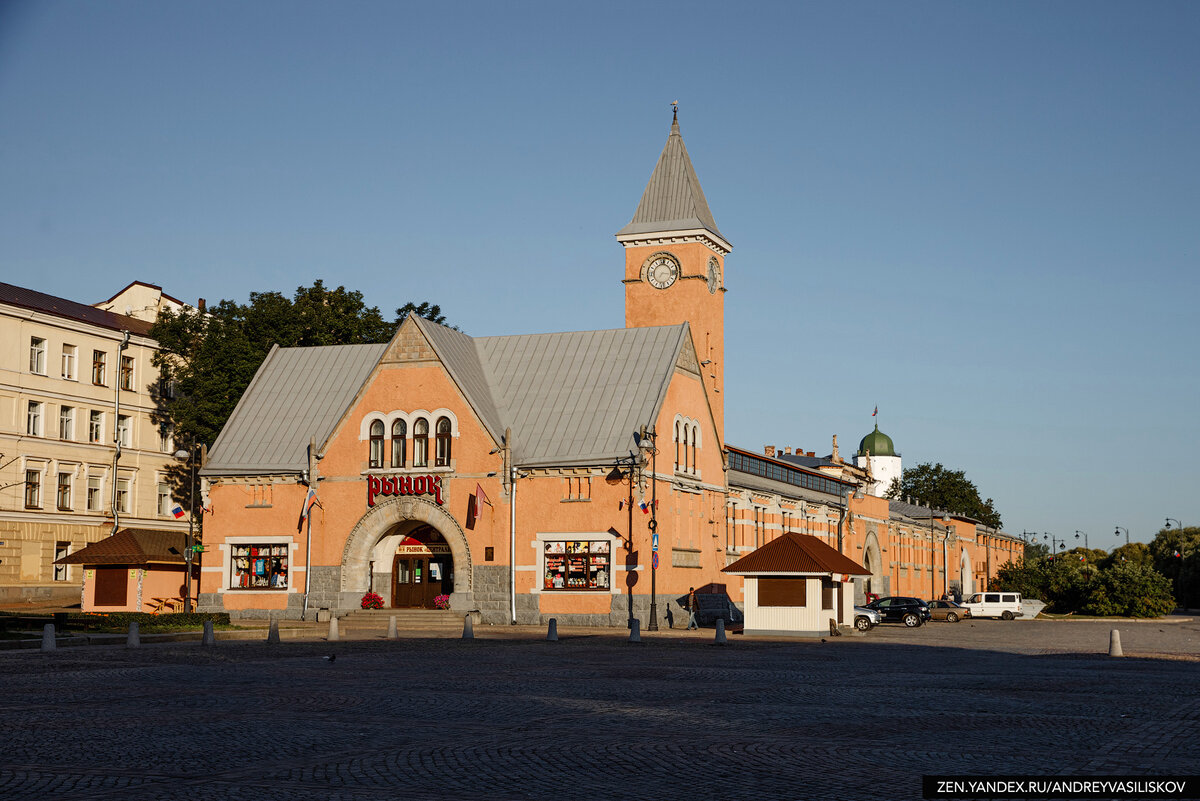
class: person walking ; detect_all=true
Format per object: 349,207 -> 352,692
687,587 -> 699,630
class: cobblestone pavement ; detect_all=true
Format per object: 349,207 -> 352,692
2,618 -> 1198,801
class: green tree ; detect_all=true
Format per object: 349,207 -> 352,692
1098,542 -> 1151,571
885,462 -> 1003,529
1148,526 -> 1200,608
151,282 -> 452,511
1081,562 -> 1175,618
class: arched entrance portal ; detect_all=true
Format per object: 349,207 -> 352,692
341,496 -> 473,612
960,548 -> 974,598
390,525 -> 454,608
862,530 -> 884,598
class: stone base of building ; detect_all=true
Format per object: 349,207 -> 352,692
0,584 -> 81,606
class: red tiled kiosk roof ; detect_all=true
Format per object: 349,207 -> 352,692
55,529 -> 188,566
722,532 -> 870,577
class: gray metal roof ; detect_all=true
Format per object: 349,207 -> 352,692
204,343 -> 385,475
728,468 -> 848,507
477,324 -> 688,466
416,318 -> 506,445
204,321 -> 694,475
616,119 -> 727,243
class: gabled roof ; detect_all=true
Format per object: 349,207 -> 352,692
722,532 -> 870,577
203,320 -> 696,475
204,343 -> 386,475
616,118 -> 727,245
55,529 -> 188,566
0,281 -> 154,337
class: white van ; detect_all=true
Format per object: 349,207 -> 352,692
963,591 -> 1022,620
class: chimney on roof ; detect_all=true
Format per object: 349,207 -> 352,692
831,435 -> 840,463
764,446 -> 776,458
784,446 -> 792,455
806,451 -> 815,457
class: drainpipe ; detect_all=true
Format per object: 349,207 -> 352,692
110,331 -> 130,535
302,438 -> 315,621
506,428 -> 516,625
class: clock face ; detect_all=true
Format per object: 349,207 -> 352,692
647,257 -> 678,289
707,259 -> 722,294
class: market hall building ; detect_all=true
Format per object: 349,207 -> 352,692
197,116 -> 1023,625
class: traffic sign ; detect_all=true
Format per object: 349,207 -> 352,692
652,552 -> 659,570
652,533 -> 659,551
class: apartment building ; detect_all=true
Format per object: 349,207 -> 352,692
0,281 -> 188,604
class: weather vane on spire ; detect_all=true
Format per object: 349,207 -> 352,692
671,100 -> 678,123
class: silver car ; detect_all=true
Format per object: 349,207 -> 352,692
854,605 -> 881,632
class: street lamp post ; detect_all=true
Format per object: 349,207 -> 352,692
173,443 -> 201,613
1075,530 -> 1090,580
1166,517 -> 1183,534
1114,526 -> 1129,547
635,427 -> 659,631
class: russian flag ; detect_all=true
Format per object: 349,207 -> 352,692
639,498 -> 649,514
171,504 -> 185,519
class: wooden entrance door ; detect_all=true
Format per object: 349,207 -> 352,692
391,555 -> 434,608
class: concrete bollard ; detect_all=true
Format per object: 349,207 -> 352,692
327,616 -> 339,642
462,614 -> 474,640
714,617 -> 727,645
201,620 -> 215,646
546,618 -> 558,641
1109,628 -> 1123,657
387,615 -> 398,640
266,619 -> 280,645
628,618 -> 642,643
41,623 -> 56,651
127,621 -> 140,649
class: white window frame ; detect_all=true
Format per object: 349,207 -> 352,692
115,477 -> 131,513
27,401 -> 43,436
116,415 -> 131,448
29,337 -> 46,375
89,410 -> 104,444
61,344 -> 77,380
59,406 -> 74,441
87,473 -> 105,512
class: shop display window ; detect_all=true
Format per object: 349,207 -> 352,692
231,543 -> 289,589
543,539 -> 610,590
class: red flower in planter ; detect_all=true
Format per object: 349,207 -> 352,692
361,592 -> 384,610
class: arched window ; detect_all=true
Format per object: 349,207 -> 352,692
674,421 -> 681,471
413,418 -> 429,467
368,420 -> 385,468
691,424 -> 699,473
435,417 -> 452,467
391,419 -> 407,468
681,425 -> 689,473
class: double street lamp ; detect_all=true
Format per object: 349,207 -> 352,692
634,426 -> 659,631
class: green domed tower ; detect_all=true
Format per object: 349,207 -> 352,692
854,422 -> 901,497
857,424 -> 896,458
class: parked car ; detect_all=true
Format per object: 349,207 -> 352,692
853,605 -> 881,632
863,596 -> 931,627
926,599 -> 970,623
962,591 -> 1023,620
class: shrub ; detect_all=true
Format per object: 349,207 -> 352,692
361,591 -> 384,610
1081,562 -> 1175,618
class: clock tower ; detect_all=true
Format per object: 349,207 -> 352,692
617,111 -> 731,438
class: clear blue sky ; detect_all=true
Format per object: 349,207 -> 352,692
3,1 -> 1197,547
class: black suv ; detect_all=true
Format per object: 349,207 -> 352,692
863,596 -> 931,627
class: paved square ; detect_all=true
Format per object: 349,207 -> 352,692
2,619 -> 1198,800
